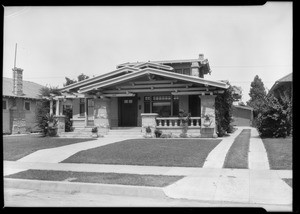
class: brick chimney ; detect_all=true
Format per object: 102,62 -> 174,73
199,54 -> 204,61
12,67 -> 23,96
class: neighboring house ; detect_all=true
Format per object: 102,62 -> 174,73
232,105 -> 253,126
52,54 -> 229,138
268,73 -> 292,100
3,67 -> 44,134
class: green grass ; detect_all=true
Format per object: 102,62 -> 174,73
262,138 -> 292,170
5,169 -> 184,187
283,178 -> 292,188
3,135 -> 95,161
223,129 -> 251,169
62,139 -> 221,167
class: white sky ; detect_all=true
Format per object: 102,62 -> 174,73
3,3 -> 292,103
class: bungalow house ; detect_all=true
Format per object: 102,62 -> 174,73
53,54 -> 229,138
3,67 -> 44,134
232,105 -> 253,126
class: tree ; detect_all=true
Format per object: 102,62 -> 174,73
247,75 -> 267,120
63,77 -> 77,86
63,73 -> 89,86
215,80 -> 235,137
77,73 -> 89,81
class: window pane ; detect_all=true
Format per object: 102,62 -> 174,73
80,103 -> 85,116
25,102 -> 30,111
173,99 -> 179,116
3,100 -> 7,110
183,68 -> 190,75
152,102 -> 171,117
144,102 -> 150,113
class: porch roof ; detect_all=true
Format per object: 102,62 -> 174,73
78,67 -> 229,93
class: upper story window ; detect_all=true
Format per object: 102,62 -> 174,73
3,100 -> 7,110
175,68 -> 190,76
24,101 -> 31,111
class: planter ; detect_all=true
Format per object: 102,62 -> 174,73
203,119 -> 211,128
48,127 -> 58,137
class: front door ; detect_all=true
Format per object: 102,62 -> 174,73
119,97 -> 137,127
87,98 -> 94,126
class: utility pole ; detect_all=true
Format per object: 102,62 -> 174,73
14,43 -> 17,68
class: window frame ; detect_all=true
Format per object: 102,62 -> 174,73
24,100 -> 31,111
3,99 -> 7,110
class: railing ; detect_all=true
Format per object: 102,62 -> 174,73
156,117 -> 201,127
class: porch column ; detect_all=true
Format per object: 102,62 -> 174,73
84,98 -> 88,127
199,95 -> 217,138
94,97 -> 111,135
55,99 -> 60,115
141,113 -> 158,137
50,99 -> 53,115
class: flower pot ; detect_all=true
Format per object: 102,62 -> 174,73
203,119 -> 211,127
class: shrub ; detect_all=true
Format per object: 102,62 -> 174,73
63,107 -> 73,132
154,129 -> 162,138
215,82 -> 234,137
179,133 -> 188,138
146,126 -> 152,133
91,127 -> 98,133
256,95 -> 292,138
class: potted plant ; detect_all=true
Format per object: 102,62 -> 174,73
178,109 -> 190,137
202,114 -> 212,127
145,126 -> 152,138
154,129 -> 162,138
91,127 -> 98,138
46,113 -> 58,137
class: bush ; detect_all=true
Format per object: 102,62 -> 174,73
160,133 -> 172,138
179,133 -> 188,138
215,82 -> 234,137
154,129 -> 162,138
256,95 -> 292,138
91,127 -> 98,133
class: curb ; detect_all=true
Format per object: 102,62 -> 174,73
4,178 -> 168,199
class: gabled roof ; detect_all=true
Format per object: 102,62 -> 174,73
3,77 -> 44,99
133,62 -> 174,71
117,58 -> 208,68
78,67 -> 228,93
269,73 -> 292,93
60,66 -> 139,92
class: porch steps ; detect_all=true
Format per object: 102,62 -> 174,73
58,127 -> 95,138
107,127 -> 143,138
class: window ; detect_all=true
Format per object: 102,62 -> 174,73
79,98 -> 85,117
173,95 -> 179,116
144,96 -> 150,113
3,100 -> 7,110
152,95 -> 172,117
183,68 -> 190,75
88,99 -> 94,107
24,101 -> 30,111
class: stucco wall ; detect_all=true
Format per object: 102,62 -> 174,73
232,106 -> 253,126
3,97 -> 40,133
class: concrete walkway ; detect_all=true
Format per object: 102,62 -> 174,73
248,128 -> 270,170
202,127 -> 243,168
17,136 -> 140,163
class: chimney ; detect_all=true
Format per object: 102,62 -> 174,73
12,67 -> 23,96
199,54 -> 204,61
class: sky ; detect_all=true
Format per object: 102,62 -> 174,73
3,3 -> 292,103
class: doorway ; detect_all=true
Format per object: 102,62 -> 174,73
119,97 -> 138,127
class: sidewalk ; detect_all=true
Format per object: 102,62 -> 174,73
4,160 -> 292,206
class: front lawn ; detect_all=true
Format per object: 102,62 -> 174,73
3,135 -> 95,161
5,169 -> 184,187
62,139 -> 221,167
223,129 -> 251,169
262,138 -> 292,170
